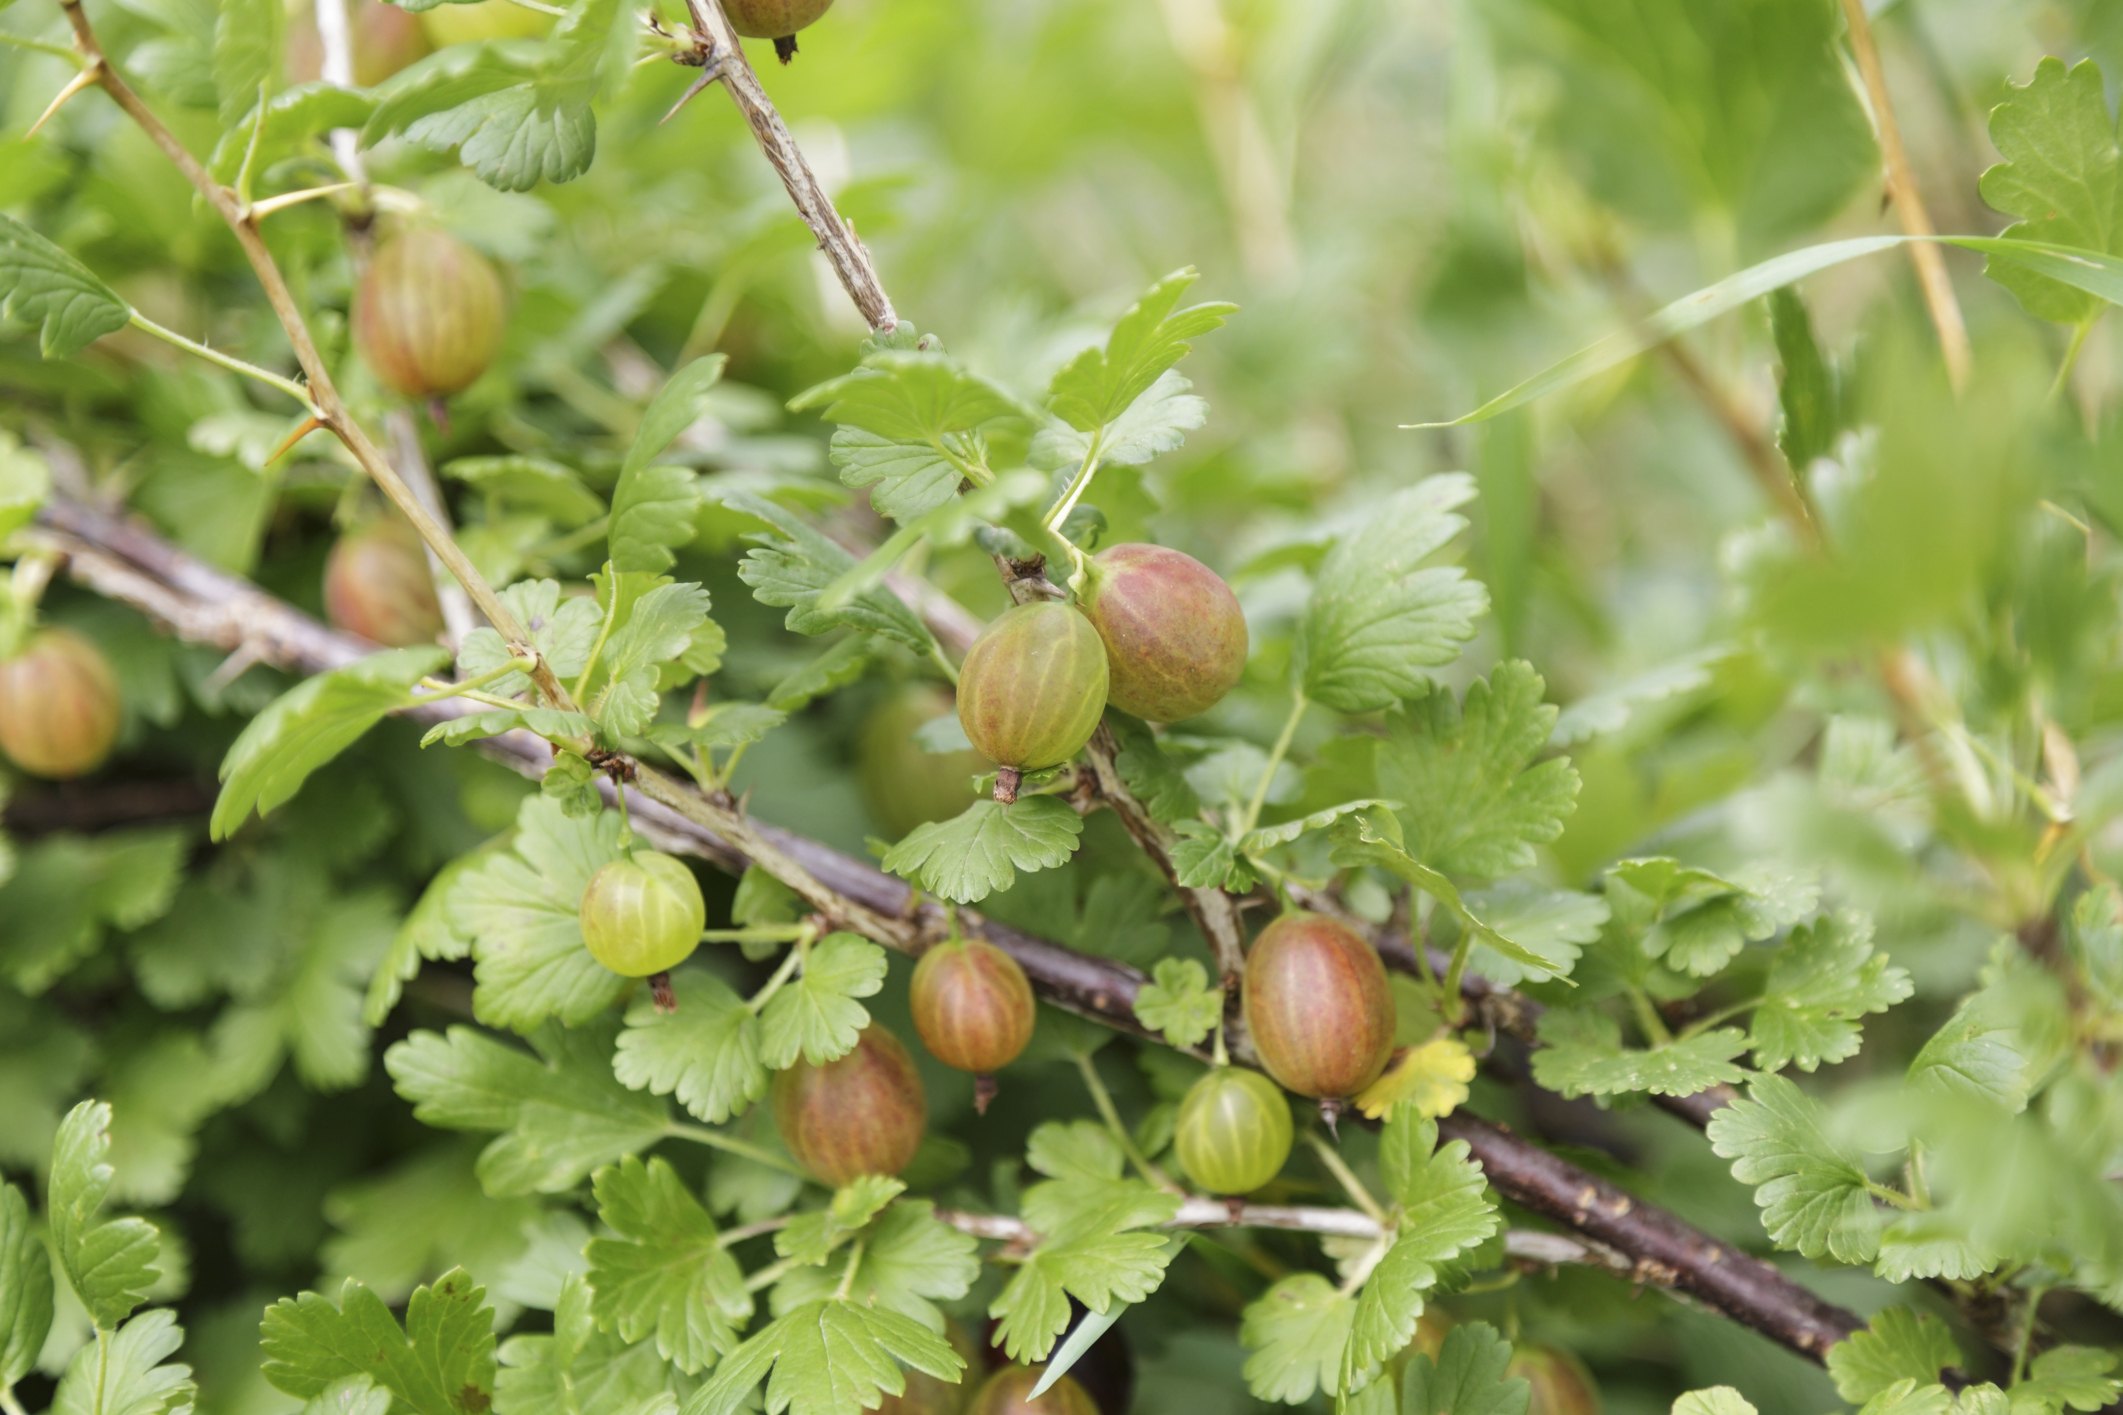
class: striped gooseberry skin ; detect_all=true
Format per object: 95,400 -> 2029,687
1242,912 -> 1395,1099
353,229 -> 506,398
1173,1066 -> 1293,1195
910,938 -> 1036,1075
323,518 -> 443,647
1508,1345 -> 1602,1415
0,629 -> 121,780
955,602 -> 1109,773
578,851 -> 706,978
725,0 -> 834,38
773,1024 -> 927,1187
1081,544 -> 1247,723
967,1366 -> 1099,1415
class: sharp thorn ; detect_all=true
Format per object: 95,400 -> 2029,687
26,66 -> 98,141
661,62 -> 723,125
266,415 -> 326,466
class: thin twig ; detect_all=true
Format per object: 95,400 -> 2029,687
674,0 -> 897,331
1839,0 -> 1971,392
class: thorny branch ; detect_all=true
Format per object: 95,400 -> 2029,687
32,491 -> 1866,1366
35,0 -> 1869,1371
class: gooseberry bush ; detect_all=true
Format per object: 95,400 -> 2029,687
2,1 -> 2123,1414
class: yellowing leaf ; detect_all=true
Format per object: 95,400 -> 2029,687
1355,1039 -> 1477,1122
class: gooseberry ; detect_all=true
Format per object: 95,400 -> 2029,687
0,628 -> 121,780
773,1024 -> 927,1186
1508,1345 -> 1602,1415
857,684 -> 986,836
966,1366 -> 1098,1415
1081,543 -> 1247,723
1241,912 -> 1395,1099
322,518 -> 444,648
1172,1066 -> 1294,1195
353,228 -> 507,400
955,601 -> 1109,802
724,0 -> 833,61
578,851 -> 707,978
910,938 -> 1036,1110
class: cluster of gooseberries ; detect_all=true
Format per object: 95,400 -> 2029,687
956,543 -> 1248,803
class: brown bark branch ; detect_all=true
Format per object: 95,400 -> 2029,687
32,491 -> 1865,1369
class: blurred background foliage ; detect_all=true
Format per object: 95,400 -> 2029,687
5,0 -> 2123,1411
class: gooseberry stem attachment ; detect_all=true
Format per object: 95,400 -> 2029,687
1076,1052 -> 1176,1192
1041,432 -> 1105,533
1237,689 -> 1307,839
666,1121 -> 804,1176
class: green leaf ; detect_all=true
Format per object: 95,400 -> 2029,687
586,1156 -> 750,1375
990,1122 -> 1183,1362
1328,809 -> 1574,984
1240,1274 -> 1360,1404
1673,1391 -> 1759,1415
386,1023 -> 669,1195
210,83 -> 374,183
587,581 -> 712,737
1907,961 -> 2071,1114
260,1268 -> 496,1414
52,1308 -> 194,1415
881,798 -> 1085,905
1530,1010 -> 1748,1100
775,1176 -> 905,1268
212,0 -> 281,124
1109,716 -> 1201,825
447,794 -> 628,1031
1769,288 -> 1847,472
456,579 -> 604,696
790,350 -> 1031,523
1607,857 -> 1819,979
48,1100 -> 160,1330
1551,647 -> 1728,748
1829,1308 -> 1964,1404
1749,911 -> 1912,1072
301,1375 -> 394,1415
772,1200 -> 979,1330
1238,799 -> 1398,856
681,1299 -> 964,1415
612,972 -> 768,1125
496,1273 -> 674,1415
2013,1347 -> 2121,1413
1035,368 -> 1207,469
443,455 -> 605,526
1463,886 -> 1610,988
1706,1074 -> 1879,1263
0,827 -> 190,995
1979,58 -> 2122,324
212,647 -> 450,840
760,934 -> 889,1068
1133,959 -> 1222,1049
1045,268 -> 1235,434
1299,476 -> 1488,714
1377,662 -> 1576,878
1348,1116 -> 1498,1374
1401,1322 -> 1529,1415
610,357 -> 723,572
0,214 -> 133,359
722,491 -> 934,654
0,1181 -> 53,1393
